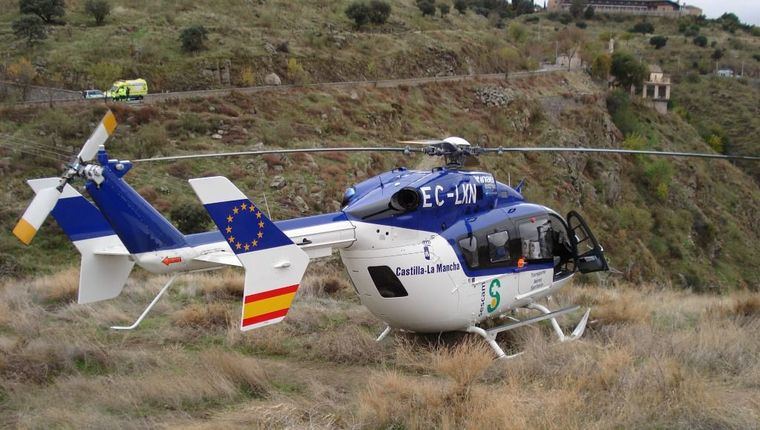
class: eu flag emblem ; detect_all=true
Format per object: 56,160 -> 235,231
221,200 -> 267,254
204,198 -> 293,254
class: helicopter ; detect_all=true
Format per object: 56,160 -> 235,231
12,110 -> 760,358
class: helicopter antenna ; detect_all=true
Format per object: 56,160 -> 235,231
262,192 -> 272,220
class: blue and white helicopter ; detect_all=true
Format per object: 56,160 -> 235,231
13,110 -> 760,358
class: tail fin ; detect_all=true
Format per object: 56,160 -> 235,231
28,178 -> 134,304
189,176 -> 309,331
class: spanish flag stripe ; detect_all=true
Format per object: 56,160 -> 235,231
243,292 -> 296,320
242,308 -> 289,327
244,284 -> 298,303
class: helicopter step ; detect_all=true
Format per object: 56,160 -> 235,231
466,304 -> 591,359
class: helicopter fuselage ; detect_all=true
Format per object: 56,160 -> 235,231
336,167 -> 590,332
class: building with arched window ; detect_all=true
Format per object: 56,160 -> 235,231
547,0 -> 700,17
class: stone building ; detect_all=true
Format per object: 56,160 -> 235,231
641,65 -> 671,114
547,0 -> 696,17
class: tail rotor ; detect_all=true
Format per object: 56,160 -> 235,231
12,110 -> 118,245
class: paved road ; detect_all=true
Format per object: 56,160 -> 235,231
4,68 -> 568,109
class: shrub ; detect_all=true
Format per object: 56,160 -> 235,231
345,1 -> 370,28
611,51 -> 646,89
6,58 -> 38,99
711,48 -> 724,60
684,71 -> 700,83
368,0 -> 391,24
630,21 -> 654,34
453,0 -> 467,14
512,0 -> 534,15
569,0 -> 586,18
286,57 -> 308,83
438,2 -> 450,16
575,21 -> 587,29
132,123 -> 167,159
416,0 -> 436,16
643,159 -> 673,201
591,53 -> 611,80
179,25 -> 208,52
509,22 -> 527,42
19,0 -> 65,24
12,15 -> 46,46
584,5 -> 594,19
170,203 -> 211,233
89,61 -> 122,89
84,0 -> 110,26
606,89 -> 640,136
649,35 -> 668,49
693,35 -> 707,47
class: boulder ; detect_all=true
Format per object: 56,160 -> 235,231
294,196 -> 309,213
270,175 -> 286,189
264,73 -> 282,86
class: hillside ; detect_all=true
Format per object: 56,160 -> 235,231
1,2 -> 759,428
1,70 -> 758,288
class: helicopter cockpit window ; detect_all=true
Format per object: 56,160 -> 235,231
487,231 -> 510,263
518,218 -> 554,262
458,236 -> 479,268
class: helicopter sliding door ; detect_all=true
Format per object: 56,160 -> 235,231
566,211 -> 608,274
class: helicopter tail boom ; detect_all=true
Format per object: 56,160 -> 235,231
190,176 -> 310,331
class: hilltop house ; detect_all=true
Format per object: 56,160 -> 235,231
641,65 -> 671,114
547,0 -> 700,17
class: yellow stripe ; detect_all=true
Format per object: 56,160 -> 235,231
12,218 -> 37,245
102,110 -> 117,135
243,292 -> 296,319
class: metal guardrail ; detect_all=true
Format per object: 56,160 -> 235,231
3,68 -> 565,109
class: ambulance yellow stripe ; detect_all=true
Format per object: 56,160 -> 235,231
102,110 -> 117,135
12,218 -> 37,245
242,292 -> 296,320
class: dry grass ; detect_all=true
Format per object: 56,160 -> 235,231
172,303 -> 231,328
28,267 -> 79,304
1,268 -> 759,429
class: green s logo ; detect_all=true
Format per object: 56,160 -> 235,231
487,279 -> 501,313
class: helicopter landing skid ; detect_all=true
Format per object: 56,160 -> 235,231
466,304 -> 590,359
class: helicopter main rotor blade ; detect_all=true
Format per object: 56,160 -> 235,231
397,139 -> 446,145
131,147 -> 419,163
482,147 -> 760,161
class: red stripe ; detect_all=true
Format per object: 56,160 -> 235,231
244,284 -> 299,303
242,308 -> 289,327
